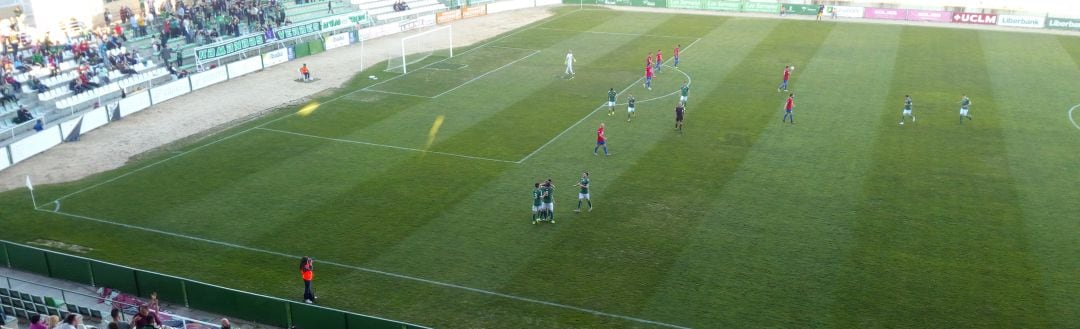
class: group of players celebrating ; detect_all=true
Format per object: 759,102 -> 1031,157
531,172 -> 592,224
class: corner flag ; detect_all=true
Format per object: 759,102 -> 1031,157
25,176 -> 33,191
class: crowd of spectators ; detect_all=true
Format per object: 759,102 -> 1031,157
137,0 -> 289,48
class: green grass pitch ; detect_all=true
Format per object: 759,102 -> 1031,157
3,7 -> 1080,328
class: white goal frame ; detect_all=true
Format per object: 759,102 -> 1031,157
397,25 -> 453,74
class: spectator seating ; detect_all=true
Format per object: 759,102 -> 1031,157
374,0 -> 446,22
285,0 -> 355,23
54,67 -> 169,110
0,288 -> 78,323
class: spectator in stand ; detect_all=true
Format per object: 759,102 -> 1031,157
57,314 -> 81,329
130,305 -> 161,329
33,119 -> 43,132
109,308 -> 132,329
15,107 -> 32,124
1,87 -> 18,106
30,76 -> 48,93
29,314 -> 48,329
46,315 -> 60,329
220,318 -> 231,329
4,74 -> 21,91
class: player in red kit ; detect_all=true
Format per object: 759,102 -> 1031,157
777,65 -> 792,92
654,49 -> 663,73
644,64 -> 654,90
594,123 -> 609,156
782,93 -> 795,124
673,44 -> 681,67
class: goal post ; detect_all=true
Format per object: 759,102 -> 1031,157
387,25 -> 453,74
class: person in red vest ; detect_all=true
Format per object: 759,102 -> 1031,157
299,64 -> 311,81
300,256 -> 317,303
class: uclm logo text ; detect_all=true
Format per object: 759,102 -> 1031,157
953,13 -> 997,24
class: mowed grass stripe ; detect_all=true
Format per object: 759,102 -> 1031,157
645,22 -> 902,327
830,27 -> 1049,328
54,130 -> 458,257
981,31 -> 1080,327
494,20 -> 831,322
360,12 -> 728,292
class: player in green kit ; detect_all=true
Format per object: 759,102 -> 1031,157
959,94 -> 973,123
531,182 -> 543,224
679,81 -> 690,104
541,179 -> 555,223
607,88 -> 617,116
574,171 -> 592,212
899,94 -> 915,125
626,94 -> 636,122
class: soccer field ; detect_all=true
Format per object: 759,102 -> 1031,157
3,7 -> 1080,328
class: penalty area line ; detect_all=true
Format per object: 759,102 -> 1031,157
39,208 -> 692,329
516,38 -> 702,163
255,127 -> 519,164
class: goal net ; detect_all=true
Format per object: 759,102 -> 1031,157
386,25 -> 453,74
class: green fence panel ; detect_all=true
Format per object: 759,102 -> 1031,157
0,243 -> 9,268
782,4 -> 819,15
45,253 -> 92,285
291,302 -> 347,329
741,1 -> 779,13
293,43 -> 311,58
703,0 -> 740,11
5,243 -> 49,276
630,0 -> 666,8
134,271 -> 185,305
90,262 -> 139,293
186,282 -> 290,328
346,312 -> 405,329
667,0 -> 702,9
309,39 -> 325,55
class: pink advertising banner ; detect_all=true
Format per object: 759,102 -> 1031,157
864,8 -> 907,20
906,10 -> 952,22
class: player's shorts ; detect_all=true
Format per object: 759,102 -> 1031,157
532,205 -> 540,212
628,106 -> 635,113
903,109 -> 912,116
607,101 -> 615,107
596,140 -> 606,145
960,108 -> 969,116
676,113 -> 684,121
680,95 -> 688,103
785,109 -> 792,113
542,202 -> 554,212
579,193 -> 589,200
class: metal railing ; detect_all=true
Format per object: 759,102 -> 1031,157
1,273 -> 221,329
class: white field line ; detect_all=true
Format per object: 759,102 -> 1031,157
360,13 -> 570,93
255,127 -> 519,164
533,26 -> 697,39
46,12 -> 576,203
39,208 -> 691,329
360,88 -> 436,98
516,38 -> 702,163
1069,104 -> 1080,130
432,50 -> 541,98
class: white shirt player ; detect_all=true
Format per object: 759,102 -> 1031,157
565,50 -> 576,75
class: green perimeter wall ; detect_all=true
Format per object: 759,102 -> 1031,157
0,241 -> 429,329
566,0 -> 782,13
